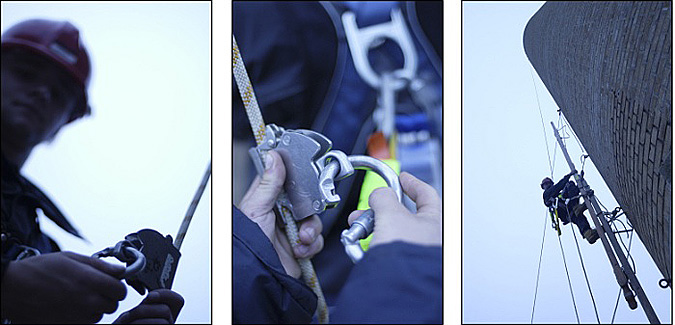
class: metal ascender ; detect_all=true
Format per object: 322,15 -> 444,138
249,124 -> 403,262
92,229 -> 181,294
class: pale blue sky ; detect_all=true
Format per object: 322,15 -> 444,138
1,2 -> 211,323
463,2 -> 671,323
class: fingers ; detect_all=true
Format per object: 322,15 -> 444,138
347,210 -> 366,226
294,235 -> 324,259
145,289 -> 185,321
294,215 -> 324,258
116,305 -> 174,324
116,290 -> 184,324
399,172 -> 441,215
298,215 -> 322,245
65,251 -> 126,278
63,252 -> 127,301
239,150 -> 286,219
369,186 -> 408,217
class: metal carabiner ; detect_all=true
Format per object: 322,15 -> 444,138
321,155 -> 403,263
92,240 -> 146,278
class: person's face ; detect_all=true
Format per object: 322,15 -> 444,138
541,181 -> 552,190
1,48 -> 79,151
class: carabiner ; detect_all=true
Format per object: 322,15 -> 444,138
92,240 -> 146,278
332,155 -> 403,263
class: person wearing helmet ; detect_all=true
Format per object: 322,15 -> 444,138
541,170 -> 599,244
0,19 -> 183,323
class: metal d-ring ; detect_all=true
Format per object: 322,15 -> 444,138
93,241 -> 147,278
340,155 -> 403,263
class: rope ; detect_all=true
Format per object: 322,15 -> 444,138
531,210 -> 549,324
567,205 -> 601,323
531,67 -> 554,177
560,112 -> 587,154
174,161 -> 211,250
557,233 -> 581,324
232,35 -> 329,324
232,36 -> 266,145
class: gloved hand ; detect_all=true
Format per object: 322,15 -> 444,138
238,150 -> 324,278
113,289 -> 184,324
567,169 -> 578,177
348,172 -> 441,248
0,251 -> 127,323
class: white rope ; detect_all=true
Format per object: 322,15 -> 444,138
531,67 -> 554,178
232,35 -> 329,324
557,231 -> 581,324
232,35 -> 266,145
531,210 -> 549,323
174,161 -> 212,250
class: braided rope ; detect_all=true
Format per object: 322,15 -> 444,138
174,161 -> 212,250
233,35 -> 329,324
232,36 -> 266,145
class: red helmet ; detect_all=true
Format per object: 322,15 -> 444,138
540,177 -> 553,189
1,19 -> 91,122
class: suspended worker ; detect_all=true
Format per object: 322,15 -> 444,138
541,170 -> 599,243
1,19 -> 183,323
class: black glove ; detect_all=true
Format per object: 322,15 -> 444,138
567,169 -> 577,177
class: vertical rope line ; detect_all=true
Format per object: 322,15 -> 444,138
174,161 -> 212,250
232,36 -> 266,145
233,35 -> 329,324
560,112 -> 587,154
531,210 -> 549,324
567,207 -> 601,323
557,234 -> 581,324
531,67 -> 554,177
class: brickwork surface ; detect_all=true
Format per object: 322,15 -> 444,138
524,2 -> 672,281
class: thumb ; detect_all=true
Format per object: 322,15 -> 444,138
256,150 -> 286,204
400,172 -> 441,216
65,251 -> 126,277
240,150 -> 286,217
368,187 -> 408,221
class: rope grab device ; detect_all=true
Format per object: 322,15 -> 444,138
92,161 -> 211,294
233,35 -> 404,323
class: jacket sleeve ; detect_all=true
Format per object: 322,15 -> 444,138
233,206 -> 317,324
331,242 -> 442,324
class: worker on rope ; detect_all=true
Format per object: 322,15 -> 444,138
0,19 -> 183,323
234,150 -> 442,323
541,170 -> 599,243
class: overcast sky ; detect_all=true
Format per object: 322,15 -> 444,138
463,2 -> 671,323
1,2 -> 211,323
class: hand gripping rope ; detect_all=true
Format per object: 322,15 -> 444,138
233,35 -> 329,324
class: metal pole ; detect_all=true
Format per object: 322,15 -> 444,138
550,122 -> 660,324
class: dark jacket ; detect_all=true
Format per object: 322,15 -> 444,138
542,174 -> 571,208
331,242 -> 442,324
233,206 -> 442,323
0,154 -> 81,278
233,206 -> 317,324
